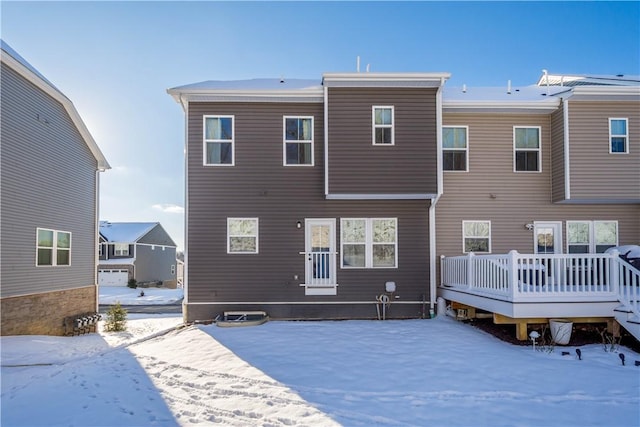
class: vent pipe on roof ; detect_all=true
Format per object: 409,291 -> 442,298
356,56 -> 360,73
507,80 -> 512,94
542,69 -> 549,95
462,84 -> 467,93
366,64 -> 370,73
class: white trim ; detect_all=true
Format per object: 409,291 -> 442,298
186,300 -> 427,305
35,228 -> 72,267
283,115 -> 314,166
324,85 -> 330,196
442,126 -> 469,172
1,46 -> 110,170
372,106 -> 395,145
203,115 -> 235,166
227,218 -> 259,254
608,118 -> 629,154
533,221 -> 563,254
566,220 -> 619,254
513,126 -> 542,173
326,193 -> 437,200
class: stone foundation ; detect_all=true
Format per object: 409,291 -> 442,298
1,285 -> 97,336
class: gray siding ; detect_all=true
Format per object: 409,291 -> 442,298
1,63 -> 98,298
138,224 -> 177,246
567,101 -> 640,202
134,245 -> 177,283
550,103 -> 566,202
327,87 -> 438,194
187,102 -> 431,306
438,112 -> 640,257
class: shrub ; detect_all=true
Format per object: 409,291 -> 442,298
127,278 -> 137,289
104,302 -> 127,332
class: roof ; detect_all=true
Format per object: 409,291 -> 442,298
536,73 -> 640,87
0,40 -> 110,170
99,222 -> 158,243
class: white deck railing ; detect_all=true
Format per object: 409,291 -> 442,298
441,250 -> 640,317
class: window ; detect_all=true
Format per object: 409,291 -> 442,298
463,221 -> 491,253
171,264 -> 176,275
98,244 -> 103,257
443,126 -> 468,171
567,221 -> 618,253
36,228 -> 71,266
227,218 -> 259,254
284,116 -> 313,165
514,127 -> 541,172
341,218 -> 397,268
204,116 -> 234,165
372,106 -> 394,145
609,118 -> 628,154
114,243 -> 129,256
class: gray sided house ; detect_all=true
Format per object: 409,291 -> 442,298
168,72 -> 640,331
1,41 -> 110,336
98,222 -> 178,288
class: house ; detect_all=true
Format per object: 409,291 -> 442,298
1,40 -> 110,336
98,221 -> 178,288
168,72 -> 639,338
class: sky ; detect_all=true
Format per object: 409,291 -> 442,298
2,299 -> 639,426
2,1 -> 639,251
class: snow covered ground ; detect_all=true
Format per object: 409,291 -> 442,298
99,286 -> 184,306
2,291 -> 639,426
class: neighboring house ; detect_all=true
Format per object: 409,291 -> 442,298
98,221 -> 178,288
1,40 -> 110,336
168,72 -> 639,337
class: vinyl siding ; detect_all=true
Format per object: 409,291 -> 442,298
1,63 -> 98,298
138,224 -> 177,246
187,102 -> 431,305
437,112 -> 640,257
567,101 -> 640,202
134,245 -> 177,283
327,87 -> 438,194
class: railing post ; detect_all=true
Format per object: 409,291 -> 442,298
467,252 -> 475,289
609,250 -> 620,294
440,255 -> 445,286
508,250 -> 519,299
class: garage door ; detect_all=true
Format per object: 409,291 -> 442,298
98,269 -> 129,287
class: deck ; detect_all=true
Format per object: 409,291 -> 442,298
439,250 -> 640,339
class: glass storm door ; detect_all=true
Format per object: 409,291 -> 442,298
534,222 -> 563,254
304,219 -> 336,285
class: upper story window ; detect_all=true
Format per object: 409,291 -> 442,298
609,118 -> 628,154
567,220 -> 618,253
227,218 -> 259,254
341,218 -> 397,268
443,126 -> 468,171
204,116 -> 234,166
284,116 -> 314,166
114,243 -> 129,256
463,221 -> 491,253
36,228 -> 71,266
513,127 -> 541,172
372,106 -> 394,145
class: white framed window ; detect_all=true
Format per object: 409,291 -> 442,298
114,243 -> 129,256
567,220 -> 618,253
609,118 -> 628,154
227,218 -> 259,254
341,218 -> 397,268
463,221 -> 491,253
513,127 -> 541,172
204,115 -> 234,165
372,106 -> 394,145
284,116 -> 314,166
443,126 -> 469,171
36,228 -> 71,266
98,244 -> 103,257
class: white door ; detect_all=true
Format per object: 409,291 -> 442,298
534,222 -> 563,254
98,269 -> 129,287
304,219 -> 336,285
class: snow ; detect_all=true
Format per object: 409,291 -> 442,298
99,286 -> 184,306
2,309 -> 639,427
99,221 -> 158,243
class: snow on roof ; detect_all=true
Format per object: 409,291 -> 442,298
443,84 -> 569,102
536,73 -> 640,87
169,78 -> 322,92
99,222 -> 158,243
0,40 -> 60,91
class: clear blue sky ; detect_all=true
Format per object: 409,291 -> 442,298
2,1 -> 639,250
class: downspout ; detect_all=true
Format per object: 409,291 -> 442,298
94,169 -> 101,313
180,94 -> 189,307
323,82 -> 329,196
563,98 -> 571,201
428,77 -> 446,317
